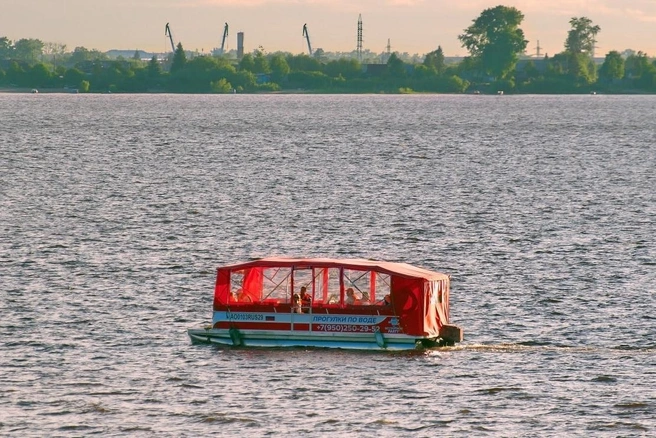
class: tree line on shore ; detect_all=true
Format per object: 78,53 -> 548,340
1,5 -> 655,94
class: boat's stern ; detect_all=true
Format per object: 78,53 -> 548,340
439,324 -> 464,346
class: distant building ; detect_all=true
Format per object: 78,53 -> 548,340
237,32 -> 244,59
255,73 -> 271,84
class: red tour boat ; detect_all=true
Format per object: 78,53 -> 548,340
188,257 -> 463,350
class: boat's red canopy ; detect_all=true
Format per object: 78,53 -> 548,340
212,257 -> 451,337
219,257 -> 449,281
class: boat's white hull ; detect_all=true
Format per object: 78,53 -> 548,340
187,327 -> 437,351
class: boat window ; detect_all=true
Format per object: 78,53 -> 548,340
292,268 -> 312,300
230,270 -> 245,301
314,268 -> 340,304
227,266 -> 392,306
375,273 -> 391,305
343,269 -> 388,305
261,267 -> 292,302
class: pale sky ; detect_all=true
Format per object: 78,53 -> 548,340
2,0 -> 656,57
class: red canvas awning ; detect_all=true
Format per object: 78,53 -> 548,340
218,257 -> 449,281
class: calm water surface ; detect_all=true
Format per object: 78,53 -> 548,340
1,93 -> 655,436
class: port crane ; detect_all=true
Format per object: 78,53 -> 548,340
165,22 -> 175,52
219,23 -> 229,55
302,23 -> 313,56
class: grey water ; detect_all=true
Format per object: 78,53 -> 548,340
1,93 -> 654,437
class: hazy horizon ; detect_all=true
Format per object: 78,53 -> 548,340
3,1 -> 655,57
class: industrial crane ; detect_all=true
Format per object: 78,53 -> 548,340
165,22 -> 175,53
219,23 -> 229,55
302,23 -> 313,56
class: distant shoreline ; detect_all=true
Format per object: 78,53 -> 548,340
0,87 -> 79,94
1,87 -> 654,96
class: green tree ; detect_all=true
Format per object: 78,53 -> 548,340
567,52 -> 597,85
544,52 -> 596,88
286,54 -> 322,72
565,17 -> 600,56
598,51 -> 624,82
170,42 -> 186,73
269,54 -> 290,82
68,46 -> 108,66
230,70 -> 257,91
69,47 -> 91,65
210,78 -> 233,93
5,61 -> 26,86
522,60 -> 541,81
79,80 -> 90,92
27,63 -> 52,87
386,53 -> 406,78
624,51 -> 656,90
13,38 -> 44,63
323,58 -> 361,80
444,75 -> 469,93
239,53 -> 255,72
458,6 -> 528,80
147,56 -> 162,78
424,46 -> 446,74
253,51 -> 270,74
0,37 -> 13,59
43,42 -> 67,67
412,64 -> 434,80
313,48 -> 327,62
286,71 -> 331,89
624,51 -> 650,79
64,67 -> 86,87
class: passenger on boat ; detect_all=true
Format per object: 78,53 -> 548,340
299,286 -> 312,305
238,289 -> 253,302
360,291 -> 371,305
345,288 -> 357,305
231,288 -> 251,302
292,293 -> 303,313
377,294 -> 391,306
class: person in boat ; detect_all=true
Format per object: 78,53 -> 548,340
292,293 -> 303,313
232,288 -> 251,302
360,291 -> 371,305
299,286 -> 312,305
237,289 -> 252,302
377,294 -> 391,306
345,288 -> 357,305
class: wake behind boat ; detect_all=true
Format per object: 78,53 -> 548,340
188,257 -> 463,350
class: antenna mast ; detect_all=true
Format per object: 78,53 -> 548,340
535,40 -> 541,58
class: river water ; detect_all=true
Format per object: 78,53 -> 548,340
1,93 -> 654,436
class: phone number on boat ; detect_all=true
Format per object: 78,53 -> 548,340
314,324 -> 379,333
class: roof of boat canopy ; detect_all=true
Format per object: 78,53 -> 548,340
218,257 -> 449,282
